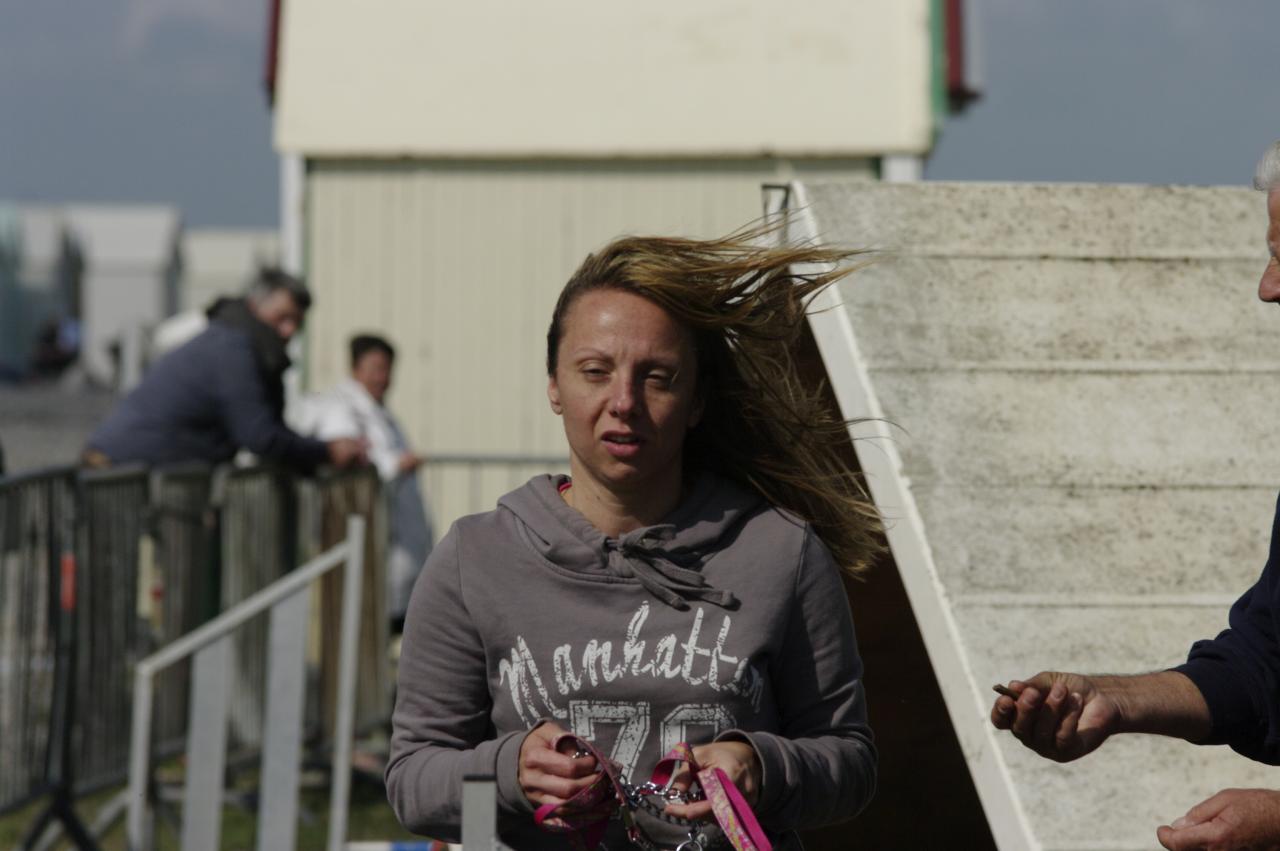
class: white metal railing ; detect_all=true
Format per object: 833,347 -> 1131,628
125,515 -> 366,851
461,776 -> 513,850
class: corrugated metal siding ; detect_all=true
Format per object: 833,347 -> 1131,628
304,159 -> 871,526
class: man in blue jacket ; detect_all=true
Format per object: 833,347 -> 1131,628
992,142 -> 1280,851
85,268 -> 365,473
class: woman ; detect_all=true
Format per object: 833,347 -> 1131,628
386,224 -> 881,849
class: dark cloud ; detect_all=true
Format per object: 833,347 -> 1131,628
0,0 -> 276,226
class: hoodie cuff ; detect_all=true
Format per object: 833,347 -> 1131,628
494,727 -> 537,816
496,721 -> 558,817
714,728 -> 782,818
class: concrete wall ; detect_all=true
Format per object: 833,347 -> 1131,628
798,181 -> 1276,850
303,158 -> 872,528
275,0 -> 933,157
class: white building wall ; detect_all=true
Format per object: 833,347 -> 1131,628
303,158 -> 872,525
276,0 -> 933,157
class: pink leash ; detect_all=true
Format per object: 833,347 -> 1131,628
534,735 -> 772,851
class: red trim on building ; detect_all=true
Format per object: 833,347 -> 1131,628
264,0 -> 283,106
945,0 -> 980,112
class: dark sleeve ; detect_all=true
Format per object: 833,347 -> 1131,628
384,525 -> 532,841
1175,492 -> 1280,764
214,343 -> 329,473
717,526 -> 877,831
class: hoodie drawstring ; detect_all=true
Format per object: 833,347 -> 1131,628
603,528 -> 739,611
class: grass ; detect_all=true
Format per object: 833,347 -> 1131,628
0,771 -> 426,850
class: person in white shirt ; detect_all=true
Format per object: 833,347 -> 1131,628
306,334 -> 433,629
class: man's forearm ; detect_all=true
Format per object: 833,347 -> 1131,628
1106,671 -> 1212,742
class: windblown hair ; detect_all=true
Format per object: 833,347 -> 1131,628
546,220 -> 884,575
1255,141 -> 1280,191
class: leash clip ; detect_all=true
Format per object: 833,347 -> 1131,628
675,826 -> 708,851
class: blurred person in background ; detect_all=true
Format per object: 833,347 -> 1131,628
301,333 -> 432,632
83,268 -> 364,473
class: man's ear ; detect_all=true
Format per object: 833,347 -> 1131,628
547,375 -> 563,415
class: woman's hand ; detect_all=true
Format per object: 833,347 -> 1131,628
517,723 -> 602,813
662,740 -> 762,822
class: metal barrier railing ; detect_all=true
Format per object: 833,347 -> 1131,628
220,467 -> 297,750
148,464 -> 218,759
74,466 -> 150,796
0,453 -> 564,848
0,462 -> 390,850
304,469 -> 390,739
126,515 -> 366,851
0,468 -> 75,816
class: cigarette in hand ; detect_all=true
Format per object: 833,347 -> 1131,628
991,684 -> 1019,699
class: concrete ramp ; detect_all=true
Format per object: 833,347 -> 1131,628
792,181 -> 1279,850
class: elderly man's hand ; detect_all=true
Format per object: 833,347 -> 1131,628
992,670 -> 1212,763
397,451 -> 425,474
1157,788 -> 1280,850
326,437 -> 369,468
991,672 -> 1122,762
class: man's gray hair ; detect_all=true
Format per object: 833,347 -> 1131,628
246,267 -> 312,311
1254,141 -> 1280,191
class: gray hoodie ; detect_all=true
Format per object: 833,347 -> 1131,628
386,472 -> 876,849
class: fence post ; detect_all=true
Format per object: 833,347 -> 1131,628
462,776 -> 504,851
255,589 -> 311,851
326,514 -> 365,851
180,636 -> 233,851
19,475 -> 98,851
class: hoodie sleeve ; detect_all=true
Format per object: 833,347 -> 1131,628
214,340 -> 329,472
717,526 -> 877,832
385,524 -> 533,841
1174,493 -> 1280,764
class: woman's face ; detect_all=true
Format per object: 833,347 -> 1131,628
548,288 -> 703,494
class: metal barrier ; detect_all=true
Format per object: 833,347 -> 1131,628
307,469 -> 389,739
73,467 -> 150,796
0,468 -> 75,817
0,462 -> 392,850
148,464 -> 218,758
220,467 -> 296,750
126,515 -> 366,851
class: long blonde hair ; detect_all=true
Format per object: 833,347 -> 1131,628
546,221 -> 883,575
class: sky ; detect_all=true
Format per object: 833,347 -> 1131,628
0,0 -> 278,227
928,0 -> 1280,186
0,1 -> 1277,227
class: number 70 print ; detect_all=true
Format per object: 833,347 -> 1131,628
568,700 -> 737,778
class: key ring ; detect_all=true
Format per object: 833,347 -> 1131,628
674,826 -> 708,851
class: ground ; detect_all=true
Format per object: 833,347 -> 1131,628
0,771 -> 425,849
0,379 -> 115,474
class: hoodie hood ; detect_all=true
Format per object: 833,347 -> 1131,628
498,472 -> 764,611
